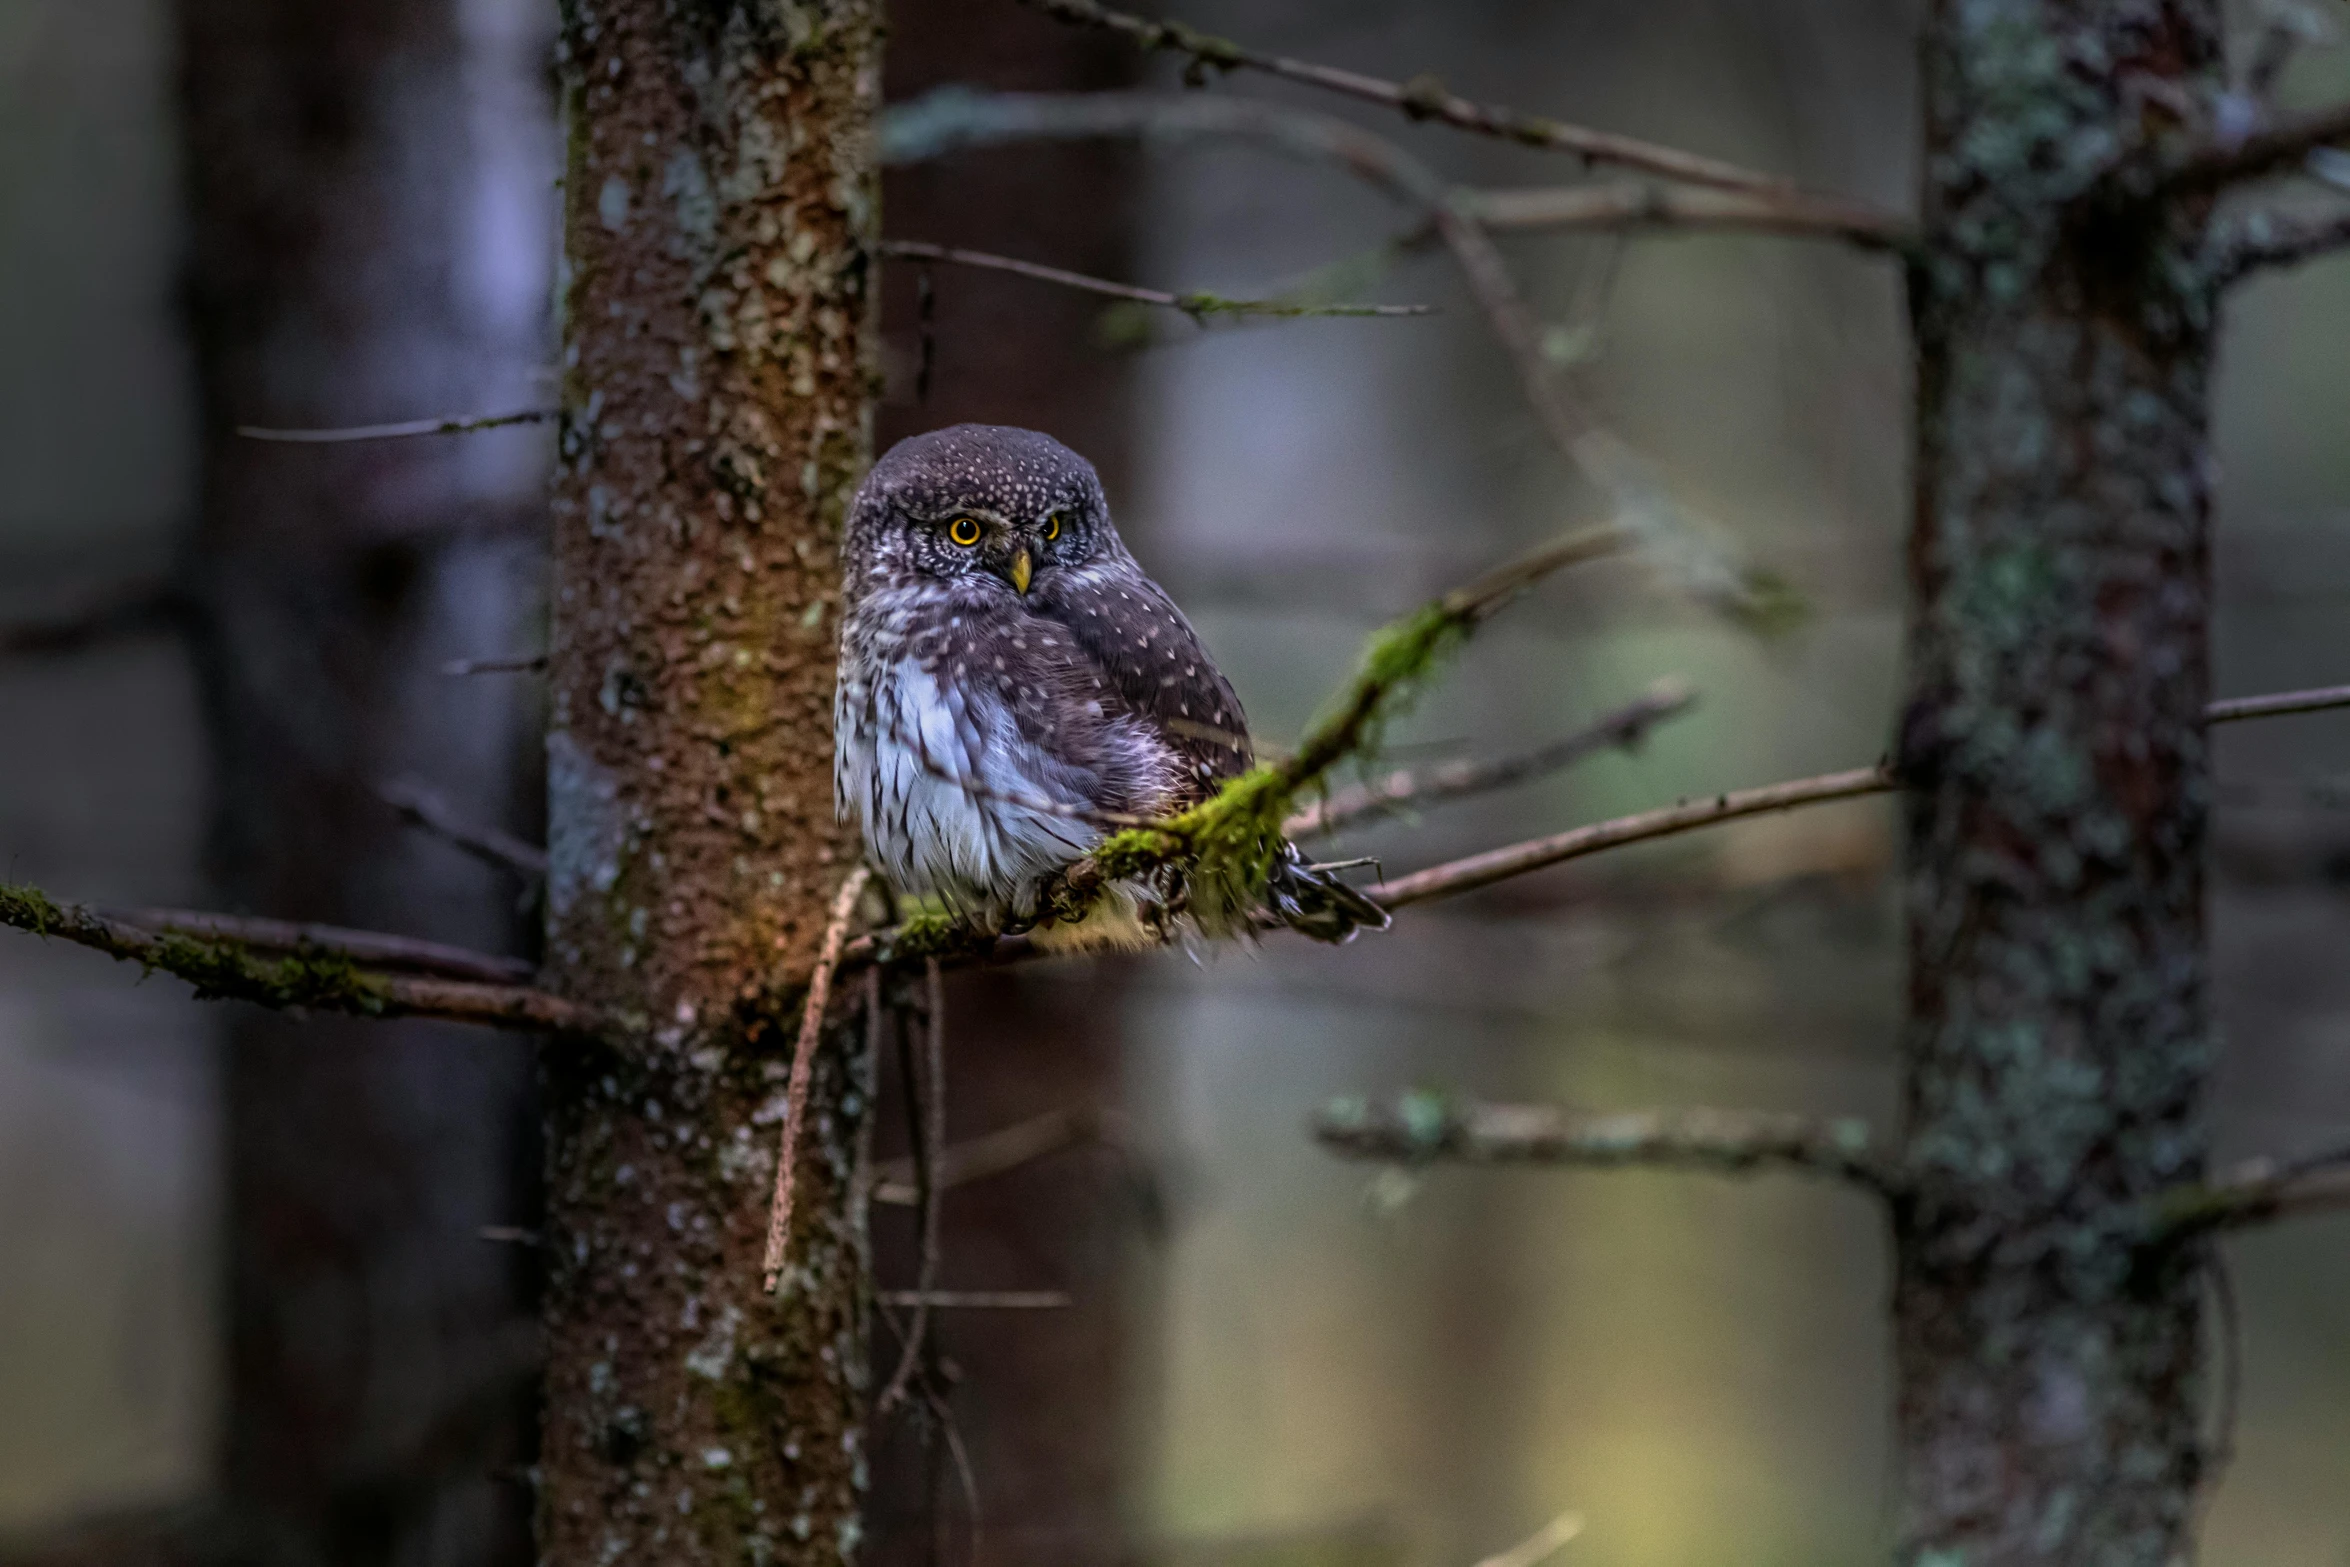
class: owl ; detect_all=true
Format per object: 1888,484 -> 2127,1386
834,423 -> 1388,948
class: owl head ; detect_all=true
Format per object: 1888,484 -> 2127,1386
843,424 -> 1123,603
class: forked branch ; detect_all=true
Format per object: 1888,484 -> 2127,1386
1314,1093 -> 1897,1194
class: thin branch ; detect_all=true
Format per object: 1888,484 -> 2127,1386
101,906 -> 533,985
2207,204 -> 2350,285
1472,1511 -> 1587,1567
880,960 -> 948,1413
380,778 -> 550,879
2206,680 -> 2350,723
1467,180 -> 1911,250
764,866 -> 874,1294
236,409 -> 553,443
870,1104 -> 1123,1205
2163,97 -> 2350,192
1363,764 -> 1896,910
1314,1094 -> 1897,1194
1288,677 -> 1696,839
443,654 -> 547,676
1011,0 -> 1805,195
882,238 -> 1431,318
2152,1134 -> 2350,1240
0,882 -> 599,1033
875,1290 -> 1070,1309
0,575 -> 182,657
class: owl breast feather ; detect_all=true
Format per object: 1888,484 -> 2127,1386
836,642 -> 1180,927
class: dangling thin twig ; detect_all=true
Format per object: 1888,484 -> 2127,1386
880,959 -> 948,1410
763,865 -> 874,1294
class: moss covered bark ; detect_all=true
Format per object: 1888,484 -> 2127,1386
1896,4 -> 2224,1563
542,2 -> 881,1562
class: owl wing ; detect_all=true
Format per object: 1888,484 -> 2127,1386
1031,562 -> 1253,807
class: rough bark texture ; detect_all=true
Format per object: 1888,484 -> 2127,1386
1897,4 -> 2223,1562
541,3 -> 881,1563
177,0 -> 551,1562
865,4 -> 1148,1561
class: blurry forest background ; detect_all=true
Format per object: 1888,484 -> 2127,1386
3,1 -> 2348,1565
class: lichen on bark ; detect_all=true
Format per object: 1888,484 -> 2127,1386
1896,5 -> 2224,1564
542,1 -> 882,1562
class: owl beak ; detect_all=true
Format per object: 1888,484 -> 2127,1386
1008,548 -> 1033,596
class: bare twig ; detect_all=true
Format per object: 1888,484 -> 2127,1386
237,409 -> 553,443
2206,680 -> 2350,723
380,778 -> 550,879
1468,181 -> 1910,250
882,239 -> 1431,318
443,654 -> 547,676
764,866 -> 875,1294
2163,97 -> 2350,192
1288,678 -> 1696,839
0,575 -> 182,657
0,882 -> 599,1033
2152,1134 -> 2350,1240
876,1290 -> 1070,1309
1011,0 -> 1802,195
1472,1511 -> 1587,1567
880,960 -> 949,1413
1364,765 -> 1896,909
101,906 -> 533,985
1281,525 -> 1631,789
871,1104 -> 1120,1205
1315,1094 -> 1896,1194
2207,204 -> 2350,285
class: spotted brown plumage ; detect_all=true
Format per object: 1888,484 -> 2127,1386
834,423 -> 1385,944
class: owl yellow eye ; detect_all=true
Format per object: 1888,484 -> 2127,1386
1042,512 -> 1063,542
947,516 -> 982,547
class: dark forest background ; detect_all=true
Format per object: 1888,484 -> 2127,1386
3,1 -> 2347,1563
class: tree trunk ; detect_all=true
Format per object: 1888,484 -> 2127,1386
177,0 -> 551,1561
1896,5 -> 2221,1562
539,4 -> 881,1563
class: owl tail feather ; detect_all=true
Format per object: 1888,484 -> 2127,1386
1262,843 -> 1392,944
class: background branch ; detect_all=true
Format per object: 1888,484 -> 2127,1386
236,409 -> 553,443
1363,765 -> 1895,909
1314,1094 -> 1896,1193
0,882 -> 598,1033
0,575 -> 183,657
881,238 -> 1430,318
2163,97 -> 2350,192
100,906 -> 534,985
381,778 -> 551,878
1466,181 -> 1910,250
2153,1135 -> 2350,1239
2208,205 -> 2350,285
1012,0 -> 1808,195
1288,677 -> 1695,839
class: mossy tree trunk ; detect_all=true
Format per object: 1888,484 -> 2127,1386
1896,4 -> 2222,1562
540,2 -> 881,1562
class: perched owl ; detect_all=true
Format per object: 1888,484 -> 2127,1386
835,424 -> 1388,947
